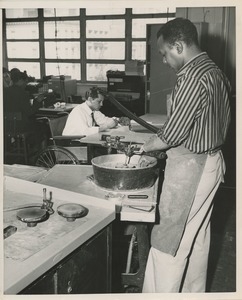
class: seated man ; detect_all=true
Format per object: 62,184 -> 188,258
3,71 -> 47,157
62,87 -> 118,136
4,71 -> 37,132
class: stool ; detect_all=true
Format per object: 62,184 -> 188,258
121,224 -> 150,292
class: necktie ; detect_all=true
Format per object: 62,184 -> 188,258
91,112 -> 97,126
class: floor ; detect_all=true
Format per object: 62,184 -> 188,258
207,110 -> 237,292
207,184 -> 236,292
112,177 -> 237,293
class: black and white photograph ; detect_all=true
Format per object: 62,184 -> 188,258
1,1 -> 241,299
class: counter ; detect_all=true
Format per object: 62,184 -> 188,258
3,175 -> 115,294
37,164 -> 158,222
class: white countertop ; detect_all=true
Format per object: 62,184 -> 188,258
80,113 -> 167,145
3,176 -> 115,294
37,165 -> 158,223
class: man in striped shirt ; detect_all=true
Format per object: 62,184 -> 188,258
142,18 -> 231,293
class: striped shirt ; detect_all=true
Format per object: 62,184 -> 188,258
157,52 -> 231,154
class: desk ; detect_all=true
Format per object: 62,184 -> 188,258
36,103 -> 78,118
80,113 -> 167,163
139,113 -> 167,127
130,113 -> 167,132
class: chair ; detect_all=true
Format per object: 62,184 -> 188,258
35,113 -> 88,169
4,112 -> 39,165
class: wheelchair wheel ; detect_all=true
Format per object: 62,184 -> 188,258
35,146 -> 80,169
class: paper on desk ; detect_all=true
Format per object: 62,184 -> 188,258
109,129 -> 155,144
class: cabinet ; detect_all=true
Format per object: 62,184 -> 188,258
101,71 -> 146,117
20,225 -> 112,294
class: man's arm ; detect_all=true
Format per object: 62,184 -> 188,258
142,134 -> 170,152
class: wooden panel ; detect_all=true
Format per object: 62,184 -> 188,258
146,24 -> 177,115
20,270 -> 56,294
56,227 -> 111,294
20,226 -> 112,294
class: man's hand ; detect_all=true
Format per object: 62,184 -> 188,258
112,117 -> 119,127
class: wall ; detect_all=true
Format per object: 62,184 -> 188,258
146,24 -> 177,115
176,7 -> 236,93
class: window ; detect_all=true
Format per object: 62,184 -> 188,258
87,63 -> 124,81
132,7 -> 175,14
43,8 -> 80,17
86,20 -> 125,38
86,42 -> 125,60
6,22 -> 39,39
44,21 -> 80,39
86,8 -> 125,15
7,42 -> 39,58
45,42 -> 80,59
8,62 -> 40,79
132,41 -> 146,60
5,9 -> 38,18
3,8 -> 175,82
45,63 -> 81,80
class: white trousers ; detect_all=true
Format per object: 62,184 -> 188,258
142,151 -> 225,293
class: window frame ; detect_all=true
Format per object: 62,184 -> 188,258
2,8 -> 175,83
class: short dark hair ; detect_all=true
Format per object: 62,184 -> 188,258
157,18 -> 199,47
87,87 -> 105,99
11,71 -> 28,84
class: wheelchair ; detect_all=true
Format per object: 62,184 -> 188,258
35,113 -> 88,169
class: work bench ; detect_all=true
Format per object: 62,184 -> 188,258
3,162 -> 162,294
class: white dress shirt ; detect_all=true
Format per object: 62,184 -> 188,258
62,101 -> 114,136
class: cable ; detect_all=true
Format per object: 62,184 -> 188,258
54,9 -> 66,101
99,88 -> 159,133
54,9 -> 61,77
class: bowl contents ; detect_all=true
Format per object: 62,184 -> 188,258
99,156 -> 155,169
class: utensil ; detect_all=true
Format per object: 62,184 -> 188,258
128,195 -> 148,199
4,225 -> 17,239
126,205 -> 155,212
